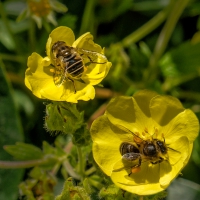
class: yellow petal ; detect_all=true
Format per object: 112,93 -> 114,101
150,95 -> 185,126
115,182 -> 164,196
134,89 -> 158,117
82,61 -> 112,85
72,32 -> 103,53
91,115 -> 123,176
46,26 -> 75,58
106,96 -> 157,138
111,161 -> 163,195
106,96 -> 135,128
159,136 -> 189,187
64,82 -> 95,102
25,53 -> 52,98
25,52 -> 95,103
159,109 -> 199,144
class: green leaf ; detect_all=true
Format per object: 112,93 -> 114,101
72,124 -> 91,146
4,142 -> 43,160
58,14 -> 77,30
16,8 -> 28,22
0,62 -> 24,200
0,20 -> 16,50
160,41 -> 200,78
98,0 -> 133,23
45,102 -> 84,135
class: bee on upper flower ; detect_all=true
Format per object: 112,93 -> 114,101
25,26 -> 112,103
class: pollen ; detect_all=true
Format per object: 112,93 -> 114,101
50,68 -> 55,73
28,0 -> 51,17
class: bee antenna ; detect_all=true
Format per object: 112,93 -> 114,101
167,146 -> 180,153
116,125 -> 144,141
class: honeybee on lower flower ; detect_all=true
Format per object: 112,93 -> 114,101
116,125 -> 174,176
51,41 -> 107,93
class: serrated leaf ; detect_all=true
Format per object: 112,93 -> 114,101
72,124 -> 91,146
55,177 -> 91,200
45,102 -> 84,135
4,142 -> 43,160
0,63 -> 24,200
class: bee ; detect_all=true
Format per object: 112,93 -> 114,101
118,125 -> 169,176
51,41 -> 107,93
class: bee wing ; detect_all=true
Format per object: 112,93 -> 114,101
122,152 -> 141,162
77,48 -> 107,64
53,59 -> 67,87
113,153 -> 141,172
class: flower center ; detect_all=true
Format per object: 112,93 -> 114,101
28,0 -> 51,17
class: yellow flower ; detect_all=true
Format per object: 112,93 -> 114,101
18,0 -> 68,28
90,90 -> 199,195
25,26 -> 111,103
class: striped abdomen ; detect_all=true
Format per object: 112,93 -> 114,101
120,143 -> 140,156
52,41 -> 84,78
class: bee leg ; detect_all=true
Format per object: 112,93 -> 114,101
128,156 -> 142,176
68,77 -> 77,94
87,56 -> 107,64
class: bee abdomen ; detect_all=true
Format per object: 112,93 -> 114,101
63,55 -> 84,77
120,143 -> 139,156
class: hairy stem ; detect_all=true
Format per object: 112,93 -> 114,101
0,159 -> 49,169
85,166 -> 96,176
63,160 -> 81,180
76,146 -> 85,180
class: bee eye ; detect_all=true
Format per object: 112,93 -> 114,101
156,140 -> 167,154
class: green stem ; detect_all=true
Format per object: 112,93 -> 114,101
63,160 -> 81,180
85,166 -> 96,176
121,5 -> 171,47
0,159 -> 49,169
144,0 -> 190,83
79,0 -> 96,35
76,146 -> 84,180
